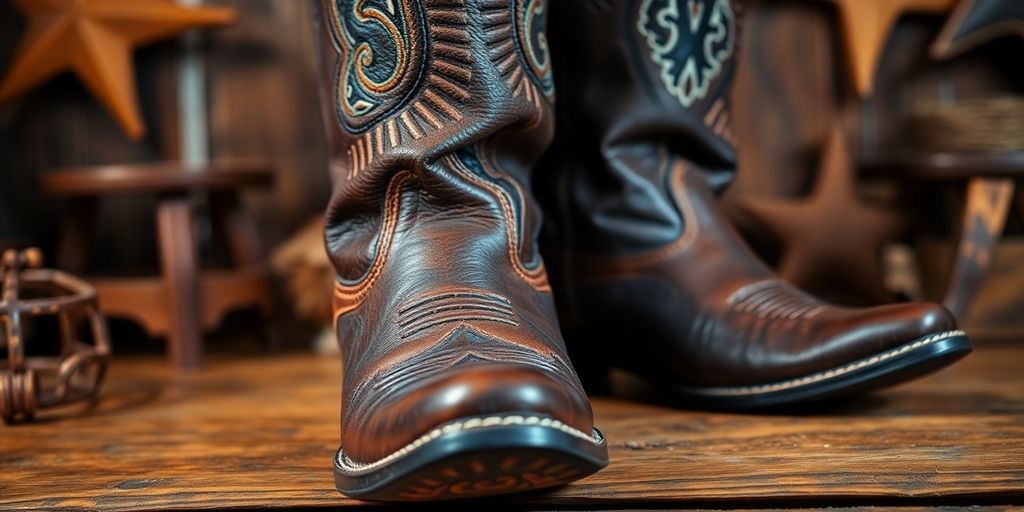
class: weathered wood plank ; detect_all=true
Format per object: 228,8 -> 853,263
1,345 -> 1022,510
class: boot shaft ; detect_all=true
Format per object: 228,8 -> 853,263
314,0 -> 558,283
542,0 -> 742,253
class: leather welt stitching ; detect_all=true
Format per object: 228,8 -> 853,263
581,161 -> 699,276
333,171 -> 414,324
446,154 -> 551,291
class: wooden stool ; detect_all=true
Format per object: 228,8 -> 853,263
42,161 -> 276,369
862,152 -> 1024,318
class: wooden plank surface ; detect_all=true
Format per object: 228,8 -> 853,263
2,345 -> 1023,510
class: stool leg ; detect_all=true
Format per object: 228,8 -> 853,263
211,191 -> 263,269
57,197 -> 98,274
212,191 -> 278,352
157,196 -> 202,369
944,178 -> 1014,319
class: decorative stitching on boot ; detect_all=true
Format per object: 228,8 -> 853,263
446,154 -> 551,291
327,0 -> 427,133
636,0 -> 736,109
477,0 -> 554,102
727,280 -> 825,320
332,1 -> 477,177
333,171 -> 414,322
360,325 -> 575,397
397,291 -> 518,338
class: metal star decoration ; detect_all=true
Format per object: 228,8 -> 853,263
817,0 -> 958,97
0,0 -> 236,140
738,127 -> 906,303
931,0 -> 1024,59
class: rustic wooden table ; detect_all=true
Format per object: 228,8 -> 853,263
2,344 -> 1023,510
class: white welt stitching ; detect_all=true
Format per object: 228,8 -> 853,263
683,330 -> 967,397
336,415 -> 606,474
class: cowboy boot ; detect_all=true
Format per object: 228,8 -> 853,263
540,0 -> 971,408
313,0 -> 607,501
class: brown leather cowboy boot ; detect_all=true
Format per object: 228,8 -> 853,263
313,0 -> 607,501
540,0 -> 971,408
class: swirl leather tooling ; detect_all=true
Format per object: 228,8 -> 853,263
327,0 -> 426,132
514,0 -> 554,97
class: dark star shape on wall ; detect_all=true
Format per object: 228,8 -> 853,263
931,0 -> 1024,59
737,126 -> 907,304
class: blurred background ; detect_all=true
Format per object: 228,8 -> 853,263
0,0 -> 1021,366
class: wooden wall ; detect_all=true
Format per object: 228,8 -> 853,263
728,1 -> 1023,231
204,0 -> 330,248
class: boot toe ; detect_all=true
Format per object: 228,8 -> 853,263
850,301 -> 960,353
683,301 -> 970,408
743,301 -> 962,384
344,365 -> 595,464
796,301 -> 963,382
913,302 -> 959,336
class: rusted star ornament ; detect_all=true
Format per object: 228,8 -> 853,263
0,0 -> 236,140
931,0 -> 1024,59
738,127 -> 906,303
815,0 -> 958,97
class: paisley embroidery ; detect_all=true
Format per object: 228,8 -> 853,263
637,0 -> 735,108
338,2 -> 475,178
328,0 -> 427,133
513,0 -> 554,97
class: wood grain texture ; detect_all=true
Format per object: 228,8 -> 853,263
1,345 -> 1022,510
204,0 -> 332,249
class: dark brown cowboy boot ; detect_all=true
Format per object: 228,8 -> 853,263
313,0 -> 607,501
540,0 -> 971,408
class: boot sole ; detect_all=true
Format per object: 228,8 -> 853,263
333,415 -> 608,502
672,330 -> 972,409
